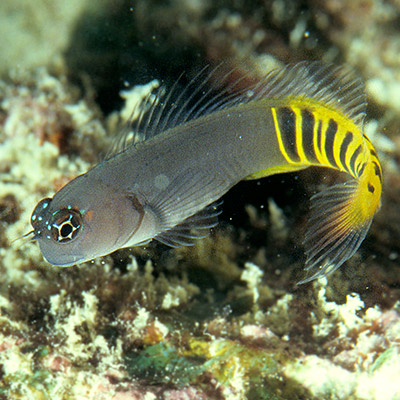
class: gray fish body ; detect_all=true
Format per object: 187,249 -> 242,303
94,103 -> 282,213
34,102 -> 281,266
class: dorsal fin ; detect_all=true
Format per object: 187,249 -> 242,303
107,62 -> 367,159
253,62 -> 367,127
105,64 -> 259,158
129,64 -> 255,139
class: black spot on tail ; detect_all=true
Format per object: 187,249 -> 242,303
368,183 -> 375,193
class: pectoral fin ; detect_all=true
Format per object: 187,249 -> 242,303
155,202 -> 222,247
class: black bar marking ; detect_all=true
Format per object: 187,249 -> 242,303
301,109 -> 318,163
277,107 -> 300,162
324,119 -> 338,168
357,162 -> 367,177
316,120 -> 323,155
370,148 -> 378,158
350,145 -> 362,174
372,161 -> 382,182
340,131 -> 353,171
363,134 -> 372,143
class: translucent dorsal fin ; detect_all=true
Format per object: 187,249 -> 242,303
132,64 -> 255,138
105,64 -> 260,159
106,62 -> 367,159
253,61 -> 367,128
105,82 -> 163,160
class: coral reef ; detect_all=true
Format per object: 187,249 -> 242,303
0,0 -> 112,76
0,0 -> 400,399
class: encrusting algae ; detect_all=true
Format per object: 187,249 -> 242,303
0,60 -> 399,399
1,0 -> 400,396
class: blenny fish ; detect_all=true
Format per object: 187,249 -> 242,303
30,62 -> 382,283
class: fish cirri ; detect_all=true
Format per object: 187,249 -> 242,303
30,62 -> 382,283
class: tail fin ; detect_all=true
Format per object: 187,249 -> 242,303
298,180 -> 373,284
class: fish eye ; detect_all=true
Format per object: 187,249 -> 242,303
50,209 -> 82,243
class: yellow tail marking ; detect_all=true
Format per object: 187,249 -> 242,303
333,126 -> 348,172
311,119 -> 324,165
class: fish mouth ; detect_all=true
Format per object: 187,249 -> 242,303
38,241 -> 85,267
23,230 -> 36,239
43,253 -> 84,267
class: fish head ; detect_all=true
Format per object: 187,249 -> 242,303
30,174 -> 152,266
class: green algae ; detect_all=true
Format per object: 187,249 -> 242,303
125,335 -> 289,397
2,364 -> 53,399
125,342 -> 205,386
370,347 -> 399,374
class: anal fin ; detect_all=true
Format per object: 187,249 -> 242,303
155,202 -> 222,247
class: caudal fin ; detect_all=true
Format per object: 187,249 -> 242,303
298,180 -> 372,284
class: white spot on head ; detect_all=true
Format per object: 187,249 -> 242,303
154,174 -> 170,190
